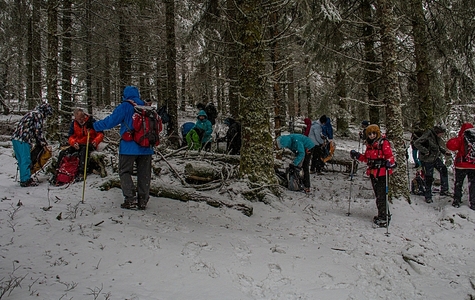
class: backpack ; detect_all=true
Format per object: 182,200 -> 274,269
287,165 -> 303,191
158,105 -> 170,124
322,140 -> 336,163
204,103 -> 218,125
56,154 -> 80,185
123,100 -> 163,147
463,128 -> 475,163
411,170 -> 426,195
30,145 -> 52,174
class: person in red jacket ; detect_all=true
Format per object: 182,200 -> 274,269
56,108 -> 104,181
350,124 -> 396,227
446,123 -> 475,209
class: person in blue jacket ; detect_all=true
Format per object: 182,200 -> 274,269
86,86 -> 153,210
276,134 -> 315,192
320,115 -> 333,140
194,110 -> 213,151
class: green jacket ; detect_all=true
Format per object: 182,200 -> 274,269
414,129 -> 447,163
185,128 -> 204,150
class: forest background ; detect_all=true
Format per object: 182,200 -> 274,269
0,0 -> 474,200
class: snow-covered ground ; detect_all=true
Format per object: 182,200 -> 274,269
1,125 -> 475,300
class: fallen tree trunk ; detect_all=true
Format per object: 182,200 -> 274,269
100,179 -> 253,216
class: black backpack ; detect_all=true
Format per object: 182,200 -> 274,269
463,128 -> 475,163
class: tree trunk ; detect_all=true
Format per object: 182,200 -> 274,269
411,0 -> 433,130
47,0 -> 59,139
362,0 -> 379,124
165,0 -> 180,147
61,0 -> 73,131
236,0 -> 277,186
100,179 -> 253,216
31,0 -> 42,109
377,0 -> 410,202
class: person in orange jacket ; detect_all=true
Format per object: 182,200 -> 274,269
56,108 -> 104,181
350,124 -> 396,227
446,123 -> 475,209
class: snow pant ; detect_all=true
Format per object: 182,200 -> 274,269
297,151 -> 312,188
310,145 -> 325,172
12,139 -> 32,183
57,145 -> 94,175
453,168 -> 475,209
421,157 -> 448,201
119,154 -> 152,204
370,174 -> 389,219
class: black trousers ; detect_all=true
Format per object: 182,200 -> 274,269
297,151 -> 312,188
421,157 -> 448,200
310,145 -> 325,172
370,174 -> 389,218
453,168 -> 475,208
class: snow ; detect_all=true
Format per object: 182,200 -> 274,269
2,131 -> 475,300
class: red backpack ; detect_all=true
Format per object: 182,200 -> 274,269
56,154 -> 80,185
122,100 -> 163,147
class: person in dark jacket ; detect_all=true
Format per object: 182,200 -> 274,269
276,134 -> 315,192
12,103 -> 53,187
88,86 -> 155,210
414,125 -> 450,203
308,119 -> 325,174
223,117 -> 241,155
350,124 -> 396,227
56,108 -> 104,182
320,115 -> 333,140
446,123 -> 475,208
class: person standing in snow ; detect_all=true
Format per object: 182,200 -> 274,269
414,125 -> 450,203
86,86 -> 153,210
446,123 -> 475,209
12,103 -> 53,187
308,118 -> 326,175
320,115 -> 333,141
276,134 -> 315,192
350,124 -> 396,227
410,124 -> 424,169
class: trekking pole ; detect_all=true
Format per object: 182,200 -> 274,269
81,130 -> 91,204
347,159 -> 355,216
385,167 -> 390,236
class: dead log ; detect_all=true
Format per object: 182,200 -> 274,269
99,179 -> 253,216
184,162 -> 219,183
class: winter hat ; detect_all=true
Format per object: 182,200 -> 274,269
319,115 -> 327,124
433,124 -> 447,134
361,120 -> 370,127
365,124 -> 381,140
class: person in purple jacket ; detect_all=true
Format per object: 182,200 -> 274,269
87,86 -> 153,210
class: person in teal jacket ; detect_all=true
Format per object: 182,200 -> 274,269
88,86 -> 154,210
194,110 -> 213,151
276,134 -> 315,192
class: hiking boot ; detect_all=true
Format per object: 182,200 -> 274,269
20,178 -> 38,187
452,201 -> 461,208
373,216 -> 390,228
121,200 -> 137,209
137,199 -> 148,210
425,198 -> 433,203
303,187 -> 310,194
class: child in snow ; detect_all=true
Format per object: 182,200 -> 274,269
350,124 -> 396,227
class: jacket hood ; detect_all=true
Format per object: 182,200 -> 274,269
197,110 -> 208,119
37,103 -> 53,117
121,86 -> 144,105
458,123 -> 474,137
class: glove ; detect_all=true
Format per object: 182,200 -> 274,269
385,160 -> 397,169
85,118 -> 95,129
350,150 -> 360,160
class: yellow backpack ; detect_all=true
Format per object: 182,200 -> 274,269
31,146 -> 52,174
